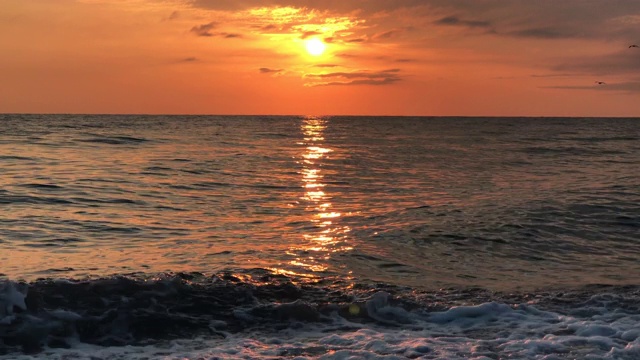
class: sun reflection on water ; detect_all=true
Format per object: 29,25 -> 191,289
280,116 -> 353,274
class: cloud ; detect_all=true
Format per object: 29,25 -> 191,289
434,16 -> 490,28
552,50 -> 640,75
374,30 -> 397,38
307,69 -> 399,79
314,64 -> 339,68
311,78 -> 401,86
530,73 -> 581,78
260,24 -> 278,31
259,67 -> 284,74
190,22 -> 243,38
427,2 -> 640,42
305,69 -> 402,86
187,4 -> 367,43
372,29 -> 407,40
183,0 -> 640,85
190,22 -> 217,36
188,0 -> 640,44
162,11 -> 179,21
543,81 -> 640,93
300,30 -> 322,39
508,27 -> 575,39
180,57 -> 198,62
335,53 -> 360,59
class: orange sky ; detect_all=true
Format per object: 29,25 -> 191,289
1,0 -> 639,116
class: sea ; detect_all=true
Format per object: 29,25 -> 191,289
0,114 -> 639,359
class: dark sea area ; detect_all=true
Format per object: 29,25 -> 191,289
1,114 -> 639,359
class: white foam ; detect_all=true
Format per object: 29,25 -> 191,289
1,294 -> 639,359
427,301 -> 515,323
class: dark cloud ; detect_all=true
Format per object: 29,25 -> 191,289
553,51 -> 640,75
434,16 -> 490,28
314,64 -> 339,68
434,15 -> 585,40
530,73 -> 581,78
427,2 -> 640,43
335,53 -> 359,58
254,24 -> 292,35
543,81 -> 640,93
373,29 -> 405,39
312,78 -> 401,86
259,68 -> 284,74
396,58 -> 416,63
307,71 -> 385,80
190,22 -> 217,37
190,23 -> 243,39
301,31 -> 322,39
163,11 -> 179,21
181,57 -> 198,62
305,69 -> 402,86
509,27 -> 575,39
595,81 -> 640,92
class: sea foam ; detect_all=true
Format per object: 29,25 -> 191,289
1,273 -> 639,359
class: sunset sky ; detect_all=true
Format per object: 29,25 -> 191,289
1,0 -> 639,116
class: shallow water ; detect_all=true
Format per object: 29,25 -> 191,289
1,114 -> 639,358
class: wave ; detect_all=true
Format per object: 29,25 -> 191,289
520,146 -> 629,156
76,135 -> 150,145
1,269 -> 639,359
0,194 -> 143,207
0,195 -> 73,205
0,156 -> 37,162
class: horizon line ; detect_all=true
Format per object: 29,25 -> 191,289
2,112 -> 640,119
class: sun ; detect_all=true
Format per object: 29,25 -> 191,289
305,38 -> 326,56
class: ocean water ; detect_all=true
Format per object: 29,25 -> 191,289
1,114 -> 639,359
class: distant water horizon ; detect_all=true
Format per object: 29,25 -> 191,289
1,114 -> 639,359
3,112 -> 640,119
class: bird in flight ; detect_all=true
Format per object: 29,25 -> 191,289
595,81 -> 606,85
630,44 -> 639,48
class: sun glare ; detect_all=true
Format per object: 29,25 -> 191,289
305,38 -> 326,56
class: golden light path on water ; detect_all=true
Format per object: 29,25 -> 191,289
271,117 -> 353,277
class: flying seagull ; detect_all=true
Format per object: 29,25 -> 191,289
630,44 -> 639,48
595,81 -> 606,85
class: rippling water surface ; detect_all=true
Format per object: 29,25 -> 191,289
2,114 -> 640,359
1,114 -> 639,290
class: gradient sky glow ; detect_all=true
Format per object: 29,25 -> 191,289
1,0 -> 639,116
